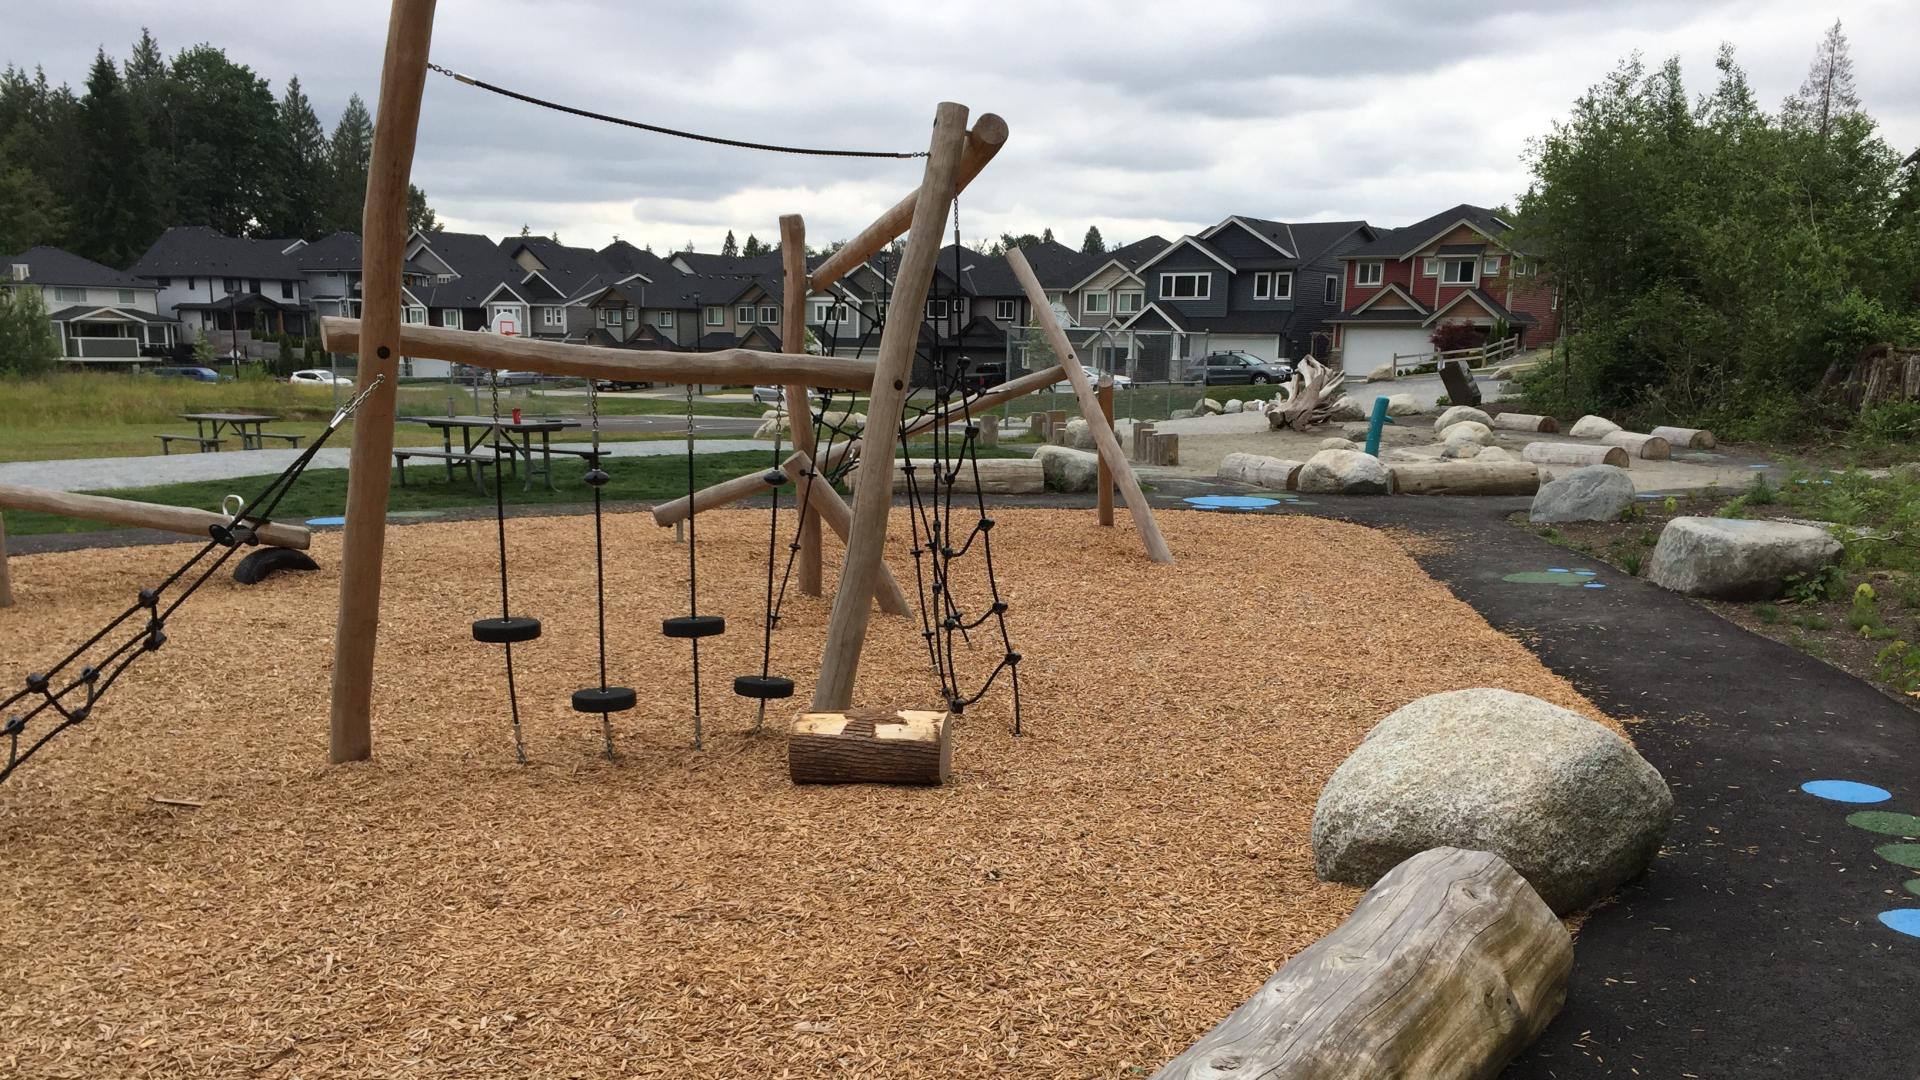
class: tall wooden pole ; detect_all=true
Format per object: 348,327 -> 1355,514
779,214 -> 823,596
1008,247 -> 1173,564
327,0 -> 436,764
0,512 -> 14,609
810,102 -> 970,711
1096,375 -> 1115,526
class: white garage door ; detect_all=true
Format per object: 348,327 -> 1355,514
1206,334 -> 1280,364
1341,326 -> 1433,375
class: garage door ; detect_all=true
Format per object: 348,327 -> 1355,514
1341,326 -> 1432,375
1205,334 -> 1281,364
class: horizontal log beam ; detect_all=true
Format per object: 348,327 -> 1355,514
0,483 -> 311,549
1388,460 -> 1541,495
319,317 -> 877,390
808,114 -> 1009,293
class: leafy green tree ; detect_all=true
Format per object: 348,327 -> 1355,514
0,163 -> 64,252
0,285 -> 62,375
406,184 -> 439,233
165,44 -> 278,236
1081,225 -> 1104,254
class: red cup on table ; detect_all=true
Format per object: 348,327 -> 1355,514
511,407 -> 521,424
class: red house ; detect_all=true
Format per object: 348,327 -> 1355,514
1326,204 -> 1559,375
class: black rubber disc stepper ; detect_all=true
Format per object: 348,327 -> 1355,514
473,615 -> 543,644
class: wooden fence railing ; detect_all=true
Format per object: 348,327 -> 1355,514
1379,336 -> 1521,379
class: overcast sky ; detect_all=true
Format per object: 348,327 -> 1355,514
10,0 -> 1920,252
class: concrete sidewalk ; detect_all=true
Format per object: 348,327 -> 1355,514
0,439 -> 769,493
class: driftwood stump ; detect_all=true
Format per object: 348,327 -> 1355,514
1151,847 -> 1571,1080
789,709 -> 951,785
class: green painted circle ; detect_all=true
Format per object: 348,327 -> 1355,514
1848,811 -> 1920,838
1877,843 -> 1920,869
1502,571 -> 1586,586
1906,878 -> 1920,898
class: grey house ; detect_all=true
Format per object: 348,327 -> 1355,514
4,245 -> 179,364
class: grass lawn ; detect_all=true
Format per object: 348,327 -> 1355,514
1,445 -> 1030,538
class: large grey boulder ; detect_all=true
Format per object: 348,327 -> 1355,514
1441,420 -> 1494,447
1035,445 -> 1099,492
1434,404 -> 1494,432
1529,464 -> 1636,523
1064,417 -> 1098,450
1648,516 -> 1843,600
1312,688 -> 1671,914
1296,448 -> 1390,495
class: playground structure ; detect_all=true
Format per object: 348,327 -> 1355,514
318,0 -> 1172,768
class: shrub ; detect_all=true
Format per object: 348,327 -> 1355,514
1430,320 -> 1484,353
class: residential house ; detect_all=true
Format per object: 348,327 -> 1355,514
1326,203 -> 1560,374
499,235 -> 634,340
1064,236 -> 1167,330
4,245 -> 179,364
292,231 -> 367,322
1118,216 -> 1374,378
130,226 -> 312,348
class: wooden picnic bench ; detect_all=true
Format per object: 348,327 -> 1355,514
156,433 -> 224,454
247,432 -> 306,449
393,447 -> 494,493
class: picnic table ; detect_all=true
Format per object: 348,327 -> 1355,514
402,415 -> 583,493
177,413 -> 305,451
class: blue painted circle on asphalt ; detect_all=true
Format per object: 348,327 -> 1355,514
1582,582 -> 1608,589
1801,780 -> 1893,804
306,515 -> 347,526
1878,909 -> 1920,938
1184,495 -> 1281,510
1548,567 -> 1570,573
1575,569 -> 1598,576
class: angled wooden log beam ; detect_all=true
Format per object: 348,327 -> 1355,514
812,101 -> 969,711
808,113 -> 1008,293
0,484 -> 312,549
779,452 -> 911,617
329,0 -> 435,765
0,511 -> 15,608
780,213 -> 823,596
320,317 -> 876,390
650,363 -> 1064,528
1007,246 -> 1173,564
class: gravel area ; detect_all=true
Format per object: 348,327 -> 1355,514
0,508 -> 1602,1078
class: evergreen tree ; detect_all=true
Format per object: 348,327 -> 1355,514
519,223 -> 531,236
266,76 -> 328,238
1786,20 -> 1859,144
1081,225 -> 1105,254
406,184 -> 439,233
741,233 -> 765,257
73,49 -> 153,266
0,165 -> 63,251
325,93 -> 374,234
122,29 -> 175,231
720,229 -> 738,257
1041,227 -> 1054,245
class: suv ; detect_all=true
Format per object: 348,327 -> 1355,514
1194,351 -> 1292,385
149,365 -> 223,382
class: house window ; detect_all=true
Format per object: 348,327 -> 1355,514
406,305 -> 426,324
1084,292 -> 1110,314
543,307 -> 563,327
925,299 -> 948,319
1160,272 -> 1210,300
155,276 -> 170,288
1355,262 -> 1383,286
705,306 -> 724,326
656,310 -> 675,328
1256,271 -> 1292,300
1512,259 -> 1534,277
54,286 -> 85,302
223,278 -> 239,293
440,309 -> 460,328
1421,259 -> 1439,278
248,279 -> 260,293
1441,259 -> 1476,285
810,300 -> 849,323
1254,272 -> 1272,299
759,304 -> 777,324
117,289 -> 137,304
1323,276 -> 1338,304
602,307 -> 622,326
994,299 -> 1015,320
955,298 -> 968,322
1482,256 -> 1502,276
10,263 -> 28,280
625,306 -> 637,321
1116,290 -> 1143,314
737,304 -> 756,324
281,280 -> 295,299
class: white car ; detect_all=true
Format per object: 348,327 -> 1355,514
1051,365 -> 1133,393
289,368 -> 352,386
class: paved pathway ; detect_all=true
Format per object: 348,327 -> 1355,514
0,439 -> 769,493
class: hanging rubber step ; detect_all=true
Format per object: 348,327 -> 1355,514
662,614 -> 725,639
732,674 -> 794,700
472,615 -> 542,644
571,686 -> 638,713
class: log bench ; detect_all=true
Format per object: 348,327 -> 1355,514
155,433 -> 224,454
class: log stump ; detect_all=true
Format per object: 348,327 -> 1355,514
789,709 -> 951,785
1649,425 -> 1716,450
1490,412 -> 1559,433
1150,847 -> 1570,1080
1523,442 -> 1629,468
1602,431 -> 1671,460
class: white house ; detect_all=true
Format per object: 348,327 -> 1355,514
4,246 -> 179,365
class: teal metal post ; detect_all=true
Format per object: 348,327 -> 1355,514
1364,396 -> 1390,456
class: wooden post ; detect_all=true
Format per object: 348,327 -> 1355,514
779,452 -> 911,617
0,511 -> 13,609
1007,246 -> 1174,564
811,102 -> 970,712
1096,375 -> 1114,527
327,0 -> 435,765
780,213 -> 823,597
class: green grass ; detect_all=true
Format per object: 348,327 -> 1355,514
1,446 -> 1029,538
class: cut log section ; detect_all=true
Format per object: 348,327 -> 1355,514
1522,442 -> 1630,468
849,455 -> 1043,495
1388,460 -> 1541,495
789,709 -> 951,785
1150,847 -> 1571,1080
1218,453 -> 1303,492
1649,425 -> 1716,449
1601,431 -> 1671,460
1490,412 -> 1560,433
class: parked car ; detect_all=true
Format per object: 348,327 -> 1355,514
149,365 -> 223,382
1050,365 -> 1133,393
752,385 -> 828,405
593,378 -> 650,392
1194,351 -> 1293,385
500,371 -> 543,386
289,368 -> 352,386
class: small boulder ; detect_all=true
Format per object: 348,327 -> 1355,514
1570,415 -> 1621,439
1064,417 -> 1099,450
753,415 -> 791,439
1648,517 -> 1844,600
1477,445 -> 1515,463
1385,447 -> 1429,463
1168,408 -> 1196,420
1529,464 -> 1635,523
1340,422 -> 1423,445
1434,404 -> 1494,432
1296,448 -> 1391,495
1318,437 -> 1353,451
1366,362 -> 1398,381
1223,398 -> 1244,414
1439,442 -> 1484,460
1327,398 -> 1368,422
1312,688 -> 1672,914
1441,420 -> 1493,447
1200,397 -> 1225,415
1035,445 -> 1100,493
1384,393 -> 1419,417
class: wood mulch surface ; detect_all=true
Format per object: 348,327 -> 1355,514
0,508 -> 1600,1078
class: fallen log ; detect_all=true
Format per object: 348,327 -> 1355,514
1389,460 -> 1541,495
789,709 -> 951,785
848,455 -> 1043,495
1490,412 -> 1559,433
1218,453 -> 1303,492
1602,431 -> 1671,460
0,483 -> 311,549
1150,847 -> 1571,1080
1649,425 -> 1716,450
1522,442 -> 1629,468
